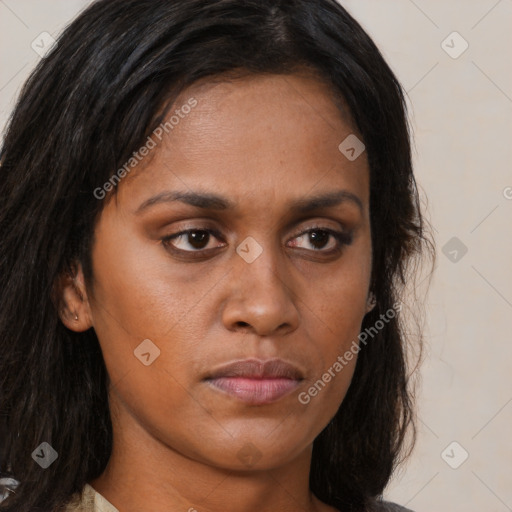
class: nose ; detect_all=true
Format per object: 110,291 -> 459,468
221,242 -> 300,337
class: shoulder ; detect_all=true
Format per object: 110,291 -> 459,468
61,483 -> 96,511
63,483 -> 119,512
0,480 -> 116,512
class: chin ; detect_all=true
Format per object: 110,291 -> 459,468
196,437 -> 307,472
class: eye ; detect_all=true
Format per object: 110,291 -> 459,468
288,227 -> 353,253
162,228 -> 225,253
161,225 -> 353,258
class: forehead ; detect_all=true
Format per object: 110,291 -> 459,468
169,69 -> 356,155
114,71 -> 368,212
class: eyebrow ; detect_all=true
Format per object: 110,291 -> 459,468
135,189 -> 363,215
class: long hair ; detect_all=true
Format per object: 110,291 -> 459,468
0,1 -> 434,510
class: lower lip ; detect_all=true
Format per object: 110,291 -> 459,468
206,377 -> 301,405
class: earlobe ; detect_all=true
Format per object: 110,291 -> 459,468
365,292 -> 377,313
54,263 -> 93,332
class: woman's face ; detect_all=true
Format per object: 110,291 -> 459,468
80,72 -> 371,470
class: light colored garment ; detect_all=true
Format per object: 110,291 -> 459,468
2,478 -> 413,512
64,483 -> 119,512
63,485 -> 413,512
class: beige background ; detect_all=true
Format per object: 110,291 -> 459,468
1,1 -> 511,511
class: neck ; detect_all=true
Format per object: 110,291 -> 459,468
89,400 -> 335,512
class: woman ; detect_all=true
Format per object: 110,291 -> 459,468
0,0 -> 433,510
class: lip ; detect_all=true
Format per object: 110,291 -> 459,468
204,359 -> 304,405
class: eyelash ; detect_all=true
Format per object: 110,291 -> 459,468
161,225 -> 353,258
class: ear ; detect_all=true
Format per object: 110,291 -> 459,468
365,291 -> 377,313
54,262 -> 93,332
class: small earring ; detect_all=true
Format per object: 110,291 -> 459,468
74,313 -> 79,321
366,292 -> 377,312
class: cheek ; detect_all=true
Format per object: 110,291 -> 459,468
89,243 -> 213,444
296,253 -> 370,412
87,225 -> 209,390
107,355 -> 220,468
311,254 -> 371,347
88,219 -> 213,341
295,293 -> 363,429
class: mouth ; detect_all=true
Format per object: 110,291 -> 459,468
204,358 -> 304,405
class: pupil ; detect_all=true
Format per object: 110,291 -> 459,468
189,231 -> 209,249
310,230 -> 328,249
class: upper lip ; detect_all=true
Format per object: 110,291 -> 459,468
205,358 -> 304,380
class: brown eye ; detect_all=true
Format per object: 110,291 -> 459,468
289,228 -> 353,253
162,229 -> 225,253
307,230 -> 331,250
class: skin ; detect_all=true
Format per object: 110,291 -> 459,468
59,70 -> 373,512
